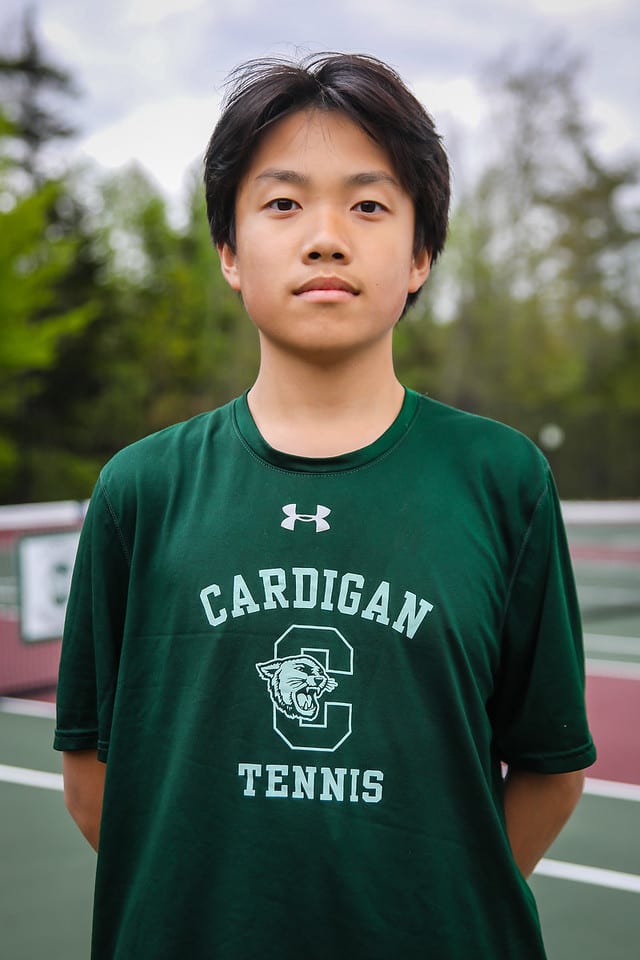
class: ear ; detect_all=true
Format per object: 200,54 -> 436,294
408,248 -> 432,293
217,242 -> 242,292
256,660 -> 280,680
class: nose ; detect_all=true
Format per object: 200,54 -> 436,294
302,208 -> 351,263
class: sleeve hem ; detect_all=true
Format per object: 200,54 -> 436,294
504,740 -> 597,774
53,729 -> 98,752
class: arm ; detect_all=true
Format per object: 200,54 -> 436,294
503,767 -> 585,878
62,750 -> 106,852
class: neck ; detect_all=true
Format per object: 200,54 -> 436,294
247,338 -> 404,457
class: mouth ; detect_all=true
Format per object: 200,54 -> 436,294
295,690 -> 319,718
294,276 -> 359,301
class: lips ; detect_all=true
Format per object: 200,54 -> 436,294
295,689 -> 319,719
294,276 -> 359,296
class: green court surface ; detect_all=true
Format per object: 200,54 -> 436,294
1,712 -> 94,959
1,708 -> 639,959
1,512 -> 639,959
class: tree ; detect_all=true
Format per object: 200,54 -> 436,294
0,13 -> 255,504
415,41 -> 640,496
77,164 -> 257,442
0,7 -> 77,186
3,22 -> 637,501
0,174 -> 96,498
0,13 -> 99,501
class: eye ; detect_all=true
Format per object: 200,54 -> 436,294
268,198 -> 300,212
354,200 -> 387,214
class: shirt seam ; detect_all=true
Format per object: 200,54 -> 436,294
230,395 -> 422,477
498,472 -> 549,636
99,476 -> 132,566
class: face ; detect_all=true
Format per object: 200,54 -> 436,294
218,109 -> 431,363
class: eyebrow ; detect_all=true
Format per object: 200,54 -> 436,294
254,168 -> 401,188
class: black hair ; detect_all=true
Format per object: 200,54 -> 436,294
204,53 -> 450,310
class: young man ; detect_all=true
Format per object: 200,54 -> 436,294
55,54 -> 595,959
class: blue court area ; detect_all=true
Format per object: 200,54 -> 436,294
1,507 -> 639,959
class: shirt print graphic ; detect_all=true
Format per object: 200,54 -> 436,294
256,624 -> 353,752
256,654 -> 338,722
281,503 -> 331,532
240,624 -> 385,803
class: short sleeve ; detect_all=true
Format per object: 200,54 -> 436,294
54,478 -> 130,761
491,469 -> 596,773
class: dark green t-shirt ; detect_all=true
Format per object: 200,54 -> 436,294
55,389 -> 595,959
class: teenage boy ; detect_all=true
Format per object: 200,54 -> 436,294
55,54 -> 595,960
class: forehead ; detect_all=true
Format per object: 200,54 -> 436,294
240,108 -> 400,184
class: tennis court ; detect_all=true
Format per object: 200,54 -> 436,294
1,502 -> 639,959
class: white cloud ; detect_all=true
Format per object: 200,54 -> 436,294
413,75 -> 489,132
590,96 -> 637,158
527,0 -> 631,15
124,0 -> 208,26
39,16 -> 113,75
75,94 -> 221,200
4,0 -> 637,213
411,75 -> 493,195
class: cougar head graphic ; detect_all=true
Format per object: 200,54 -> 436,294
256,655 -> 338,722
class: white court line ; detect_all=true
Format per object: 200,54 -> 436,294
0,697 -> 56,718
1,766 -> 639,893
585,633 -> 640,654
1,759 -> 637,802
584,778 -> 640,802
0,763 -> 63,791
535,858 -> 640,894
586,658 -> 640,680
0,767 -> 638,895
578,586 -> 639,603
562,501 -> 640,524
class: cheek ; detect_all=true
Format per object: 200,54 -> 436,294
376,255 -> 416,296
236,241 -> 279,284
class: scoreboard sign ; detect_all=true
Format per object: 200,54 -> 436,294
17,531 -> 81,643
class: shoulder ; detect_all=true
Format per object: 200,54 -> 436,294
409,392 -> 551,511
99,397 -> 239,498
413,393 -> 547,469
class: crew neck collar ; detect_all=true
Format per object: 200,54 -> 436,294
232,388 -> 420,474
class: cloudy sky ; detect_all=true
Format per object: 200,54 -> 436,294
3,0 -> 639,215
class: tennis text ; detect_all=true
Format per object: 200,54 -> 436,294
237,762 -> 384,803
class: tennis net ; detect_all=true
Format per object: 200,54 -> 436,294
0,499 -> 638,697
562,501 -> 640,626
0,501 -> 86,697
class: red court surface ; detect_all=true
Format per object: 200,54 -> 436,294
13,673 -> 639,790
585,674 -> 640,785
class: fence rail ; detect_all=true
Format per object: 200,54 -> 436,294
1,499 -> 638,697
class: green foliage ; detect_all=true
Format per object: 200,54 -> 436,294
0,183 -> 94,373
0,179 -> 96,497
394,42 -> 640,497
77,164 -> 257,442
0,18 -> 638,501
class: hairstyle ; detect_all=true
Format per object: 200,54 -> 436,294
203,52 -> 450,310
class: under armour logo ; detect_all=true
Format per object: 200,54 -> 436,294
281,503 -> 331,533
